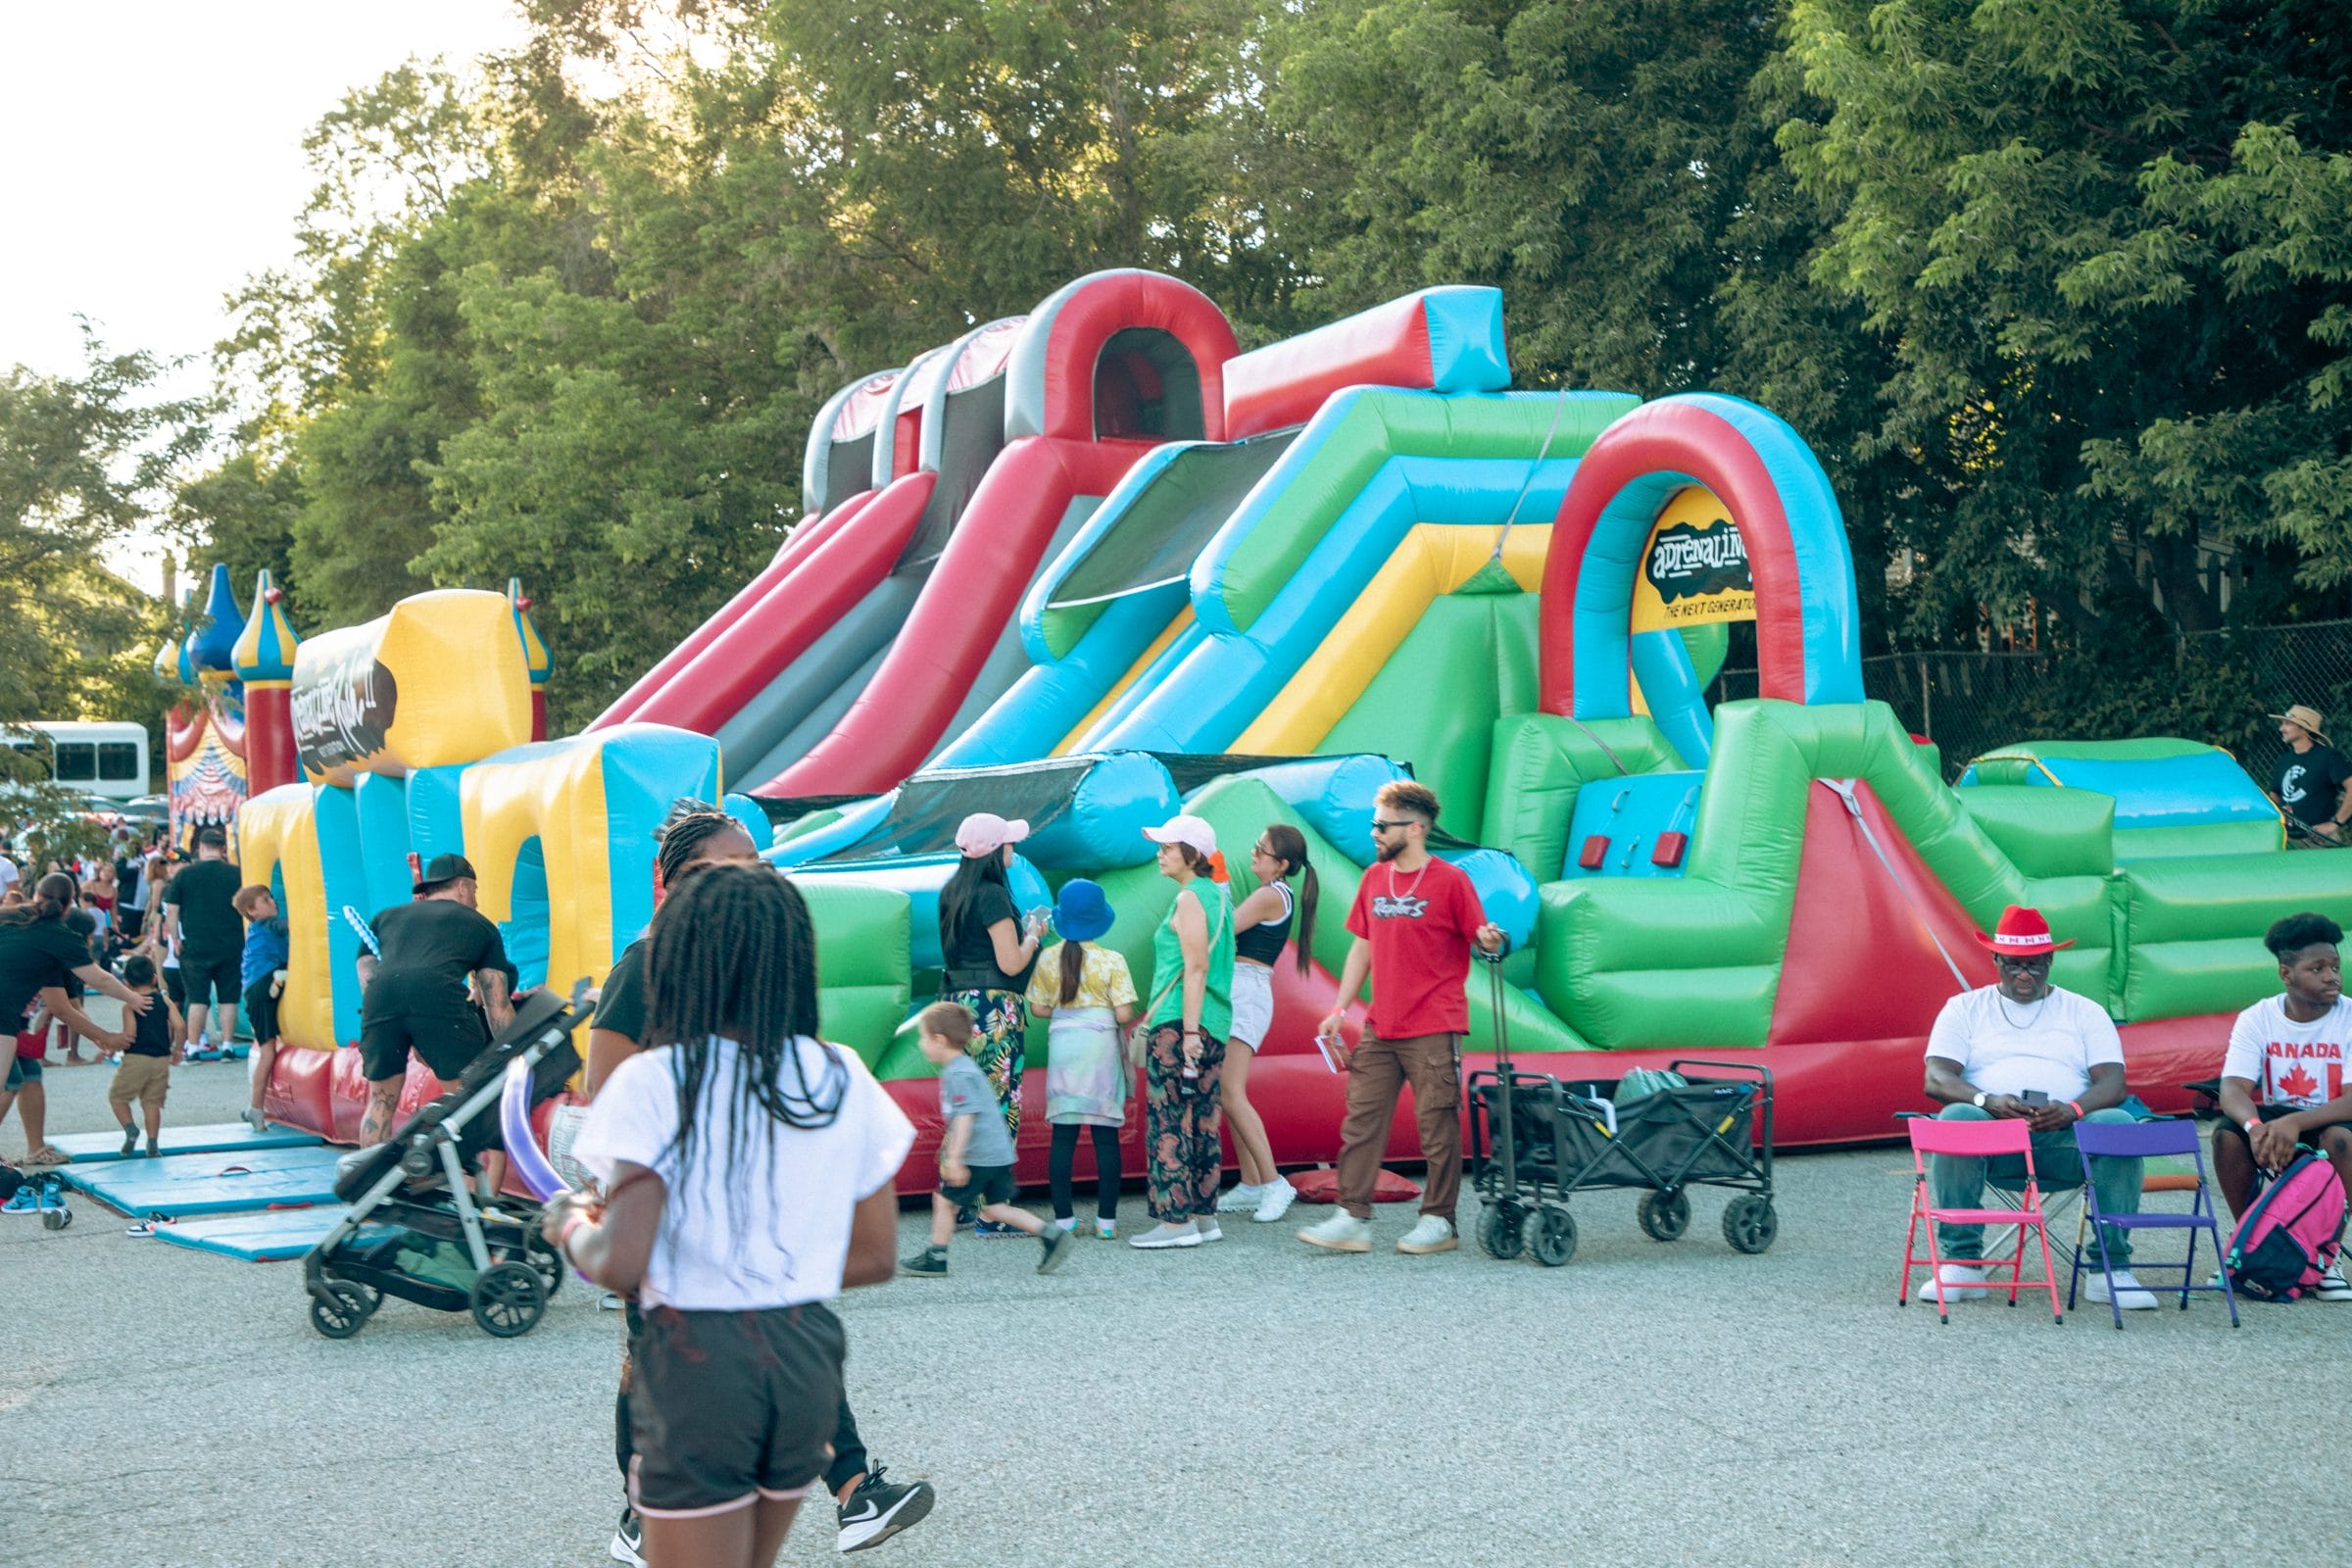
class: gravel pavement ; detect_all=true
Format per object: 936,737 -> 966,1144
3,1024 -> 2335,1568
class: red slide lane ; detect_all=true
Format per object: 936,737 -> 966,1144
628,472 -> 933,736
591,488 -> 880,730
760,437 -> 1154,797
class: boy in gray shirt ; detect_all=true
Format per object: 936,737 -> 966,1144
902,1001 -> 1077,1278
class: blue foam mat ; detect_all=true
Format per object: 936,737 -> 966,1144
151,1206 -> 355,1261
61,1144 -> 347,1218
50,1121 -> 322,1164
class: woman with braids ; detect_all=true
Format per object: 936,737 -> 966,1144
1216,823 -> 1318,1223
581,803 -> 935,1564
938,813 -> 1048,1220
549,862 -> 913,1568
0,872 -> 147,1167
1128,814 -> 1236,1250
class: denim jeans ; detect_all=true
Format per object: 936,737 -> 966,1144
1931,1102 -> 2141,1264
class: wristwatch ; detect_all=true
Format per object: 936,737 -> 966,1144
1972,1092 -> 1988,1109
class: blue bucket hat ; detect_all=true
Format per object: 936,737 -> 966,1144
1053,878 -> 1115,944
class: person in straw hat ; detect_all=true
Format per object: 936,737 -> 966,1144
1915,904 -> 2156,1309
2272,703 -> 2352,845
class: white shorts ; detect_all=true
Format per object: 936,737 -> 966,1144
1230,961 -> 1274,1050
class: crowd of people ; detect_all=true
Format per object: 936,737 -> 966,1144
6,749 -> 2346,1568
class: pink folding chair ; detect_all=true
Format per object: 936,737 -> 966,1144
1899,1116 -> 2065,1325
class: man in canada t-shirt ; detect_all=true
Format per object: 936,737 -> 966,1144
1298,779 -> 1500,1257
2215,912 -> 2352,1300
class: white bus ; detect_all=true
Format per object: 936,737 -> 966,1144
0,721 -> 153,801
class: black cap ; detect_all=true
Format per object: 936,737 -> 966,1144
414,853 -> 478,893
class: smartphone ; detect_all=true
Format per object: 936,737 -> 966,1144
2019,1089 -> 2049,1107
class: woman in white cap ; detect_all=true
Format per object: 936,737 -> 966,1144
940,814 -> 1048,1180
1129,814 -> 1235,1250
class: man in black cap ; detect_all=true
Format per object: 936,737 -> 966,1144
356,854 -> 514,1147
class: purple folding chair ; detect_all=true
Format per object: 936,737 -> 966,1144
2069,1117 -> 2239,1330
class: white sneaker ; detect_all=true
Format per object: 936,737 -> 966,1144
1195,1218 -> 1223,1243
1396,1213 -> 1457,1254
1297,1210 -> 1372,1252
2316,1265 -> 2352,1302
2084,1269 -> 2159,1309
1252,1175 -> 1298,1223
1216,1183 -> 1265,1213
1128,1221 -> 1200,1250
1912,1264 -> 1989,1302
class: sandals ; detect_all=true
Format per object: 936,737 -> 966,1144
24,1147 -> 70,1168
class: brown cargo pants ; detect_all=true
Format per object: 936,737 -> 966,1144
1334,1031 -> 1461,1221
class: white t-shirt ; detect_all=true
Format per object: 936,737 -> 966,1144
2223,996 -> 2352,1110
1924,985 -> 2123,1100
574,1035 -> 914,1311
0,856 -> 19,902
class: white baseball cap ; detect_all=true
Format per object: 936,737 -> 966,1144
1141,814 -> 1216,859
955,812 -> 1030,858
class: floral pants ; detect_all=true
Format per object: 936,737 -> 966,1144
1144,1021 -> 1225,1223
946,988 -> 1028,1143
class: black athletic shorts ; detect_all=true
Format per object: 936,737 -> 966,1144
359,972 -> 489,1083
627,1301 -> 845,1519
242,976 -> 279,1047
163,964 -> 186,1008
179,949 -> 241,1008
937,1162 -> 1017,1208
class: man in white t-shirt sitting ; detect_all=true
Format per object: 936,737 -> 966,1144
2215,911 -> 2352,1300
1918,904 -> 2156,1309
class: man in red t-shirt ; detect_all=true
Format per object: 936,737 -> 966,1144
1299,780 -> 1500,1255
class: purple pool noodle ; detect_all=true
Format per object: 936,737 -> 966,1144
500,1057 -> 568,1203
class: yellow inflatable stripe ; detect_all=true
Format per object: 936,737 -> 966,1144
1237,525 -> 1549,753
461,740 -> 618,1025
237,784 -> 334,1051
1054,606 -> 1195,757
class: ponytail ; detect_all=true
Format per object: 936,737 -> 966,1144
1057,938 -> 1088,1006
0,871 -> 74,928
1260,824 -> 1319,975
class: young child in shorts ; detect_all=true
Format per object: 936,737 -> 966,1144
901,1001 -> 1079,1278
231,885 -> 289,1134
107,955 -> 181,1156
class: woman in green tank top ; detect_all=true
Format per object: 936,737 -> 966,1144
1130,814 -> 1235,1250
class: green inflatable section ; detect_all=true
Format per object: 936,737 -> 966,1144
1514,700 -> 2123,1049
802,880 -> 914,1074
1962,737 -> 2282,859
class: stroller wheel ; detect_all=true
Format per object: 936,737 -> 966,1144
1477,1201 -> 1526,1261
1723,1195 -> 1779,1254
470,1261 -> 549,1339
1525,1206 -> 1577,1267
523,1232 -> 565,1299
309,1282 -> 374,1340
42,1206 -> 72,1231
1637,1189 -> 1690,1243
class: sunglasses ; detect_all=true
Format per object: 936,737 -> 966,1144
1369,818 -> 1420,833
1993,955 -> 2052,970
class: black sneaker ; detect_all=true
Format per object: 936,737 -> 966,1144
836,1465 -> 935,1553
1037,1224 -> 1078,1275
900,1247 -> 949,1277
610,1506 -> 646,1566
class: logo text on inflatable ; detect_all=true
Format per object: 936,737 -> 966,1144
1631,487 -> 1756,632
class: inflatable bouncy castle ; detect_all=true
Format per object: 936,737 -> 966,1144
234,271 -> 2352,1178
156,565 -> 258,853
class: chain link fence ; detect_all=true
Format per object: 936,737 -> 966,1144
1716,618 -> 2352,783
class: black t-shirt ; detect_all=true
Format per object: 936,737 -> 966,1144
2277,745 -> 2352,827
0,918 -> 89,1031
370,899 -> 510,991
165,858 -> 245,959
592,938 -> 648,1044
940,880 -> 1032,992
124,989 -> 172,1058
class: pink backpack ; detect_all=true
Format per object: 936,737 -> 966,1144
2227,1152 -> 2347,1301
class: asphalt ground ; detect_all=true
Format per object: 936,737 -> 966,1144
4,1022 -> 2338,1568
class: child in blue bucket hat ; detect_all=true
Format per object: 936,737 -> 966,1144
1024,879 -> 1138,1239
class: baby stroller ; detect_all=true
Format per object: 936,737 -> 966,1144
301,981 -> 591,1340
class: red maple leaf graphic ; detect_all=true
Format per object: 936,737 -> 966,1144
2279,1064 -> 2321,1100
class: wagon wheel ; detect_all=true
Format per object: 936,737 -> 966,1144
1637,1188 -> 1690,1242
1478,1201 -> 1526,1260
1722,1195 -> 1779,1254
1524,1206 -> 1578,1267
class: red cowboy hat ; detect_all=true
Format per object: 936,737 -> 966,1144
1973,904 -> 2075,956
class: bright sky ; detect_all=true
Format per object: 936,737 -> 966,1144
0,2 -> 532,594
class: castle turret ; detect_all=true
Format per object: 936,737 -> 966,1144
511,577 -> 552,742
234,569 -> 302,794
188,564 -> 244,682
